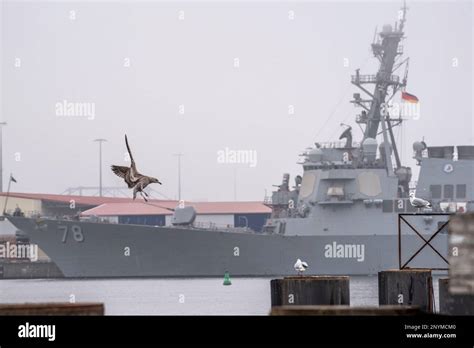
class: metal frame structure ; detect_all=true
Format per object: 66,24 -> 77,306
398,213 -> 451,270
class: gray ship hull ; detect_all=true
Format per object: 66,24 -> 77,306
7,217 -> 448,277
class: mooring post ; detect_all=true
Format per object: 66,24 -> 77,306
0,303 -> 104,315
439,278 -> 474,315
270,276 -> 350,307
378,269 -> 433,312
439,213 -> 474,315
270,305 -> 421,316
438,278 -> 449,314
448,213 -> 474,295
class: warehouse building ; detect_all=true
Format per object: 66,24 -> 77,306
0,193 -> 271,232
79,202 -> 171,226
80,201 -> 271,231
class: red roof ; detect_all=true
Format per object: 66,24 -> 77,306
81,201 -> 271,216
0,192 -> 176,206
189,201 -> 271,214
0,192 -> 271,216
81,202 -> 174,216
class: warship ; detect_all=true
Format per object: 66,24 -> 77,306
6,6 -> 473,277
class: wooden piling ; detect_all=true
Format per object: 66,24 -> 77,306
270,305 -> 421,316
378,269 -> 433,312
0,303 -> 104,315
270,276 -> 350,306
439,278 -> 474,315
448,213 -> 474,295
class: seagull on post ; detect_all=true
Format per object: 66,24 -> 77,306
409,192 -> 431,212
111,135 -> 162,202
294,258 -> 309,275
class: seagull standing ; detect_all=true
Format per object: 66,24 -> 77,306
111,135 -> 162,202
294,258 -> 309,275
409,192 -> 431,212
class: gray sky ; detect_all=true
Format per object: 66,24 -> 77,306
1,0 -> 472,201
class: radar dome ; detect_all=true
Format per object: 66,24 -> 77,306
362,138 -> 377,151
413,141 -> 427,152
413,141 -> 427,164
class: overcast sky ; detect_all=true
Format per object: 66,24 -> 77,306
1,0 -> 472,201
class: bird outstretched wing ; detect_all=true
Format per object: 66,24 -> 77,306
111,165 -> 129,179
125,134 -> 140,180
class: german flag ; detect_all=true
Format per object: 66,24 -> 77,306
401,92 -> 419,103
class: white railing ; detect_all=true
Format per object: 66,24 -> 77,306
192,221 -> 252,233
305,141 -> 361,150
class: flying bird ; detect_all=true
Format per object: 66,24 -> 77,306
111,135 -> 162,202
409,192 -> 431,212
294,258 -> 308,275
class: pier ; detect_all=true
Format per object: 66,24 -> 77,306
270,275 -> 430,315
0,303 -> 104,315
271,305 -> 421,316
378,269 -> 433,312
439,278 -> 474,315
270,276 -> 350,307
438,213 -> 474,315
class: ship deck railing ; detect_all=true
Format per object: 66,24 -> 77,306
308,141 -> 361,150
192,221 -> 253,233
351,73 -> 400,85
4,210 -> 42,219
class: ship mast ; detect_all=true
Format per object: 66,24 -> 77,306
351,4 -> 408,174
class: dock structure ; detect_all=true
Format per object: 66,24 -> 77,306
0,303 -> 104,315
270,305 -> 421,316
438,213 -> 474,315
270,276 -> 350,307
448,213 -> 474,295
378,269 -> 433,312
439,278 -> 474,315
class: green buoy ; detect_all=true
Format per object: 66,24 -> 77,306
223,271 -> 232,286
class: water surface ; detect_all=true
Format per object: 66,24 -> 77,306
0,276 -> 440,315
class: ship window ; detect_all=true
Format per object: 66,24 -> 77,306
456,184 -> 466,198
444,185 -> 454,199
430,185 -> 441,199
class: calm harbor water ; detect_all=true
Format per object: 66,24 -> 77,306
0,276 -> 441,315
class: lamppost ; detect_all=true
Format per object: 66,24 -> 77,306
173,153 -> 183,201
233,167 -> 237,201
94,138 -> 107,196
0,122 -> 7,193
